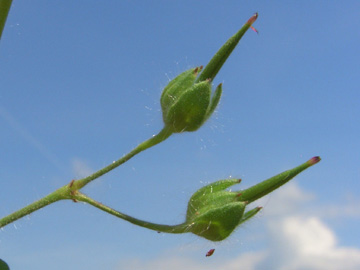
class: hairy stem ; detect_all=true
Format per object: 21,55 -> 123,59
0,127 -> 173,228
75,192 -> 189,234
0,185 -> 71,228
72,126 -> 173,190
0,13 -> 259,230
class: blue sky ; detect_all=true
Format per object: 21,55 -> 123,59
1,1 -> 359,269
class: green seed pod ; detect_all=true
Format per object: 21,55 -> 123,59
189,201 -> 246,241
75,158 -> 319,243
185,178 -> 246,241
186,179 -> 241,219
160,67 -> 222,133
160,67 -> 199,118
182,157 -> 321,241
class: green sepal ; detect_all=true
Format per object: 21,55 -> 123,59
187,191 -> 239,221
186,178 -> 240,219
239,207 -> 262,225
190,178 -> 240,200
164,80 -> 211,132
185,178 -> 245,241
160,67 -> 199,119
189,202 -> 246,241
204,83 -> 222,122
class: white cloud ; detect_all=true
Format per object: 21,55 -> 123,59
118,257 -> 205,270
282,216 -> 336,255
117,250 -> 267,270
252,181 -> 360,219
220,251 -> 267,270
315,199 -> 360,219
117,182 -> 360,270
262,216 -> 360,270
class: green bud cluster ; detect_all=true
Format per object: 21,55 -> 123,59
74,157 -> 320,243
159,12 -> 259,133
0,10 -> 323,269
160,66 -> 222,133
183,157 -> 320,241
185,179 -> 258,241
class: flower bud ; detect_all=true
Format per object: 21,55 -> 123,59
92,159 -> 320,242
161,67 -> 222,133
188,201 -> 246,241
185,179 -> 247,241
159,13 -> 259,133
181,157 -> 320,241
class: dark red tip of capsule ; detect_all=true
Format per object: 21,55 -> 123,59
247,13 -> 258,25
206,249 -> 215,257
309,156 -> 321,165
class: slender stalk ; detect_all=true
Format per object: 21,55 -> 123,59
73,126 -> 173,190
0,184 -> 71,228
0,127 -> 173,228
75,192 -> 189,234
0,0 -> 12,40
0,13 -> 259,229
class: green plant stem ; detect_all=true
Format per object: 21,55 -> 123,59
75,192 -> 189,234
0,13 -> 259,230
0,127 -> 173,228
0,184 -> 71,228
0,0 -> 12,40
73,126 -> 173,190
